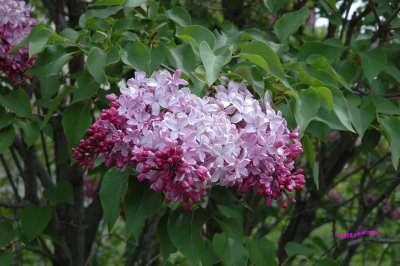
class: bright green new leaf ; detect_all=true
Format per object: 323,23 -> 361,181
168,209 -> 210,265
87,47 -> 107,84
240,41 -> 288,86
379,116 -> 400,170
176,25 -> 215,48
21,204 -> 52,242
166,6 -> 192,26
43,181 -> 75,205
200,42 -> 232,86
99,167 -> 130,231
124,180 -> 162,238
62,102 -> 92,147
0,126 -> 15,153
360,48 -> 387,83
274,5 -> 309,41
0,89 -> 32,118
247,238 -> 276,266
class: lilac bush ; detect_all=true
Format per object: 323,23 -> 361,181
73,69 -> 305,209
0,0 -> 35,83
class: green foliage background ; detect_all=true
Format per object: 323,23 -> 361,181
1,0 -> 400,265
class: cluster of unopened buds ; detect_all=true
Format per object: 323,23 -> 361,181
73,69 -> 305,209
0,0 -> 36,84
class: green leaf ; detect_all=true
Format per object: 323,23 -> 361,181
168,209 -> 210,265
79,6 -> 122,28
384,61 -> 400,84
234,65 -> 265,99
43,181 -> 74,205
302,135 -> 315,165
0,126 -> 15,153
0,89 -> 32,118
157,214 -> 177,259
240,41 -> 288,86
274,5 -> 309,41
21,204 -> 52,242
0,109 -> 15,130
29,45 -> 72,77
73,73 -> 100,103
87,47 -> 107,84
284,242 -> 319,257
62,102 -> 92,147
372,96 -> 400,115
28,25 -> 55,57
93,0 -> 125,5
360,48 -> 387,83
60,28 -> 80,42
263,0 -> 292,15
347,96 -> 376,138
329,87 -> 354,132
306,55 -> 350,91
17,120 -> 40,147
124,0 -> 146,7
378,116 -> 400,170
124,179 -> 162,238
361,129 -> 381,153
166,6 -> 192,26
38,75 -> 60,99
167,44 -> 197,76
315,258 -> 340,266
292,88 -> 321,134
312,162 -> 319,190
100,167 -> 130,231
0,251 -> 13,266
313,87 -> 334,110
121,41 -> 151,74
200,42 -> 232,86
212,231 -> 249,266
176,25 -> 215,48
298,42 -> 343,63
0,221 -> 16,248
149,45 -> 166,75
40,85 -> 73,129
247,238 -> 276,266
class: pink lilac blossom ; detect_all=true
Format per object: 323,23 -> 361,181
0,0 -> 36,84
72,69 -> 305,209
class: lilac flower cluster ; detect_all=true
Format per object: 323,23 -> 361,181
73,69 -> 305,209
0,0 -> 36,83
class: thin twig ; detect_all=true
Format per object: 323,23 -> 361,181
0,154 -> 21,201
